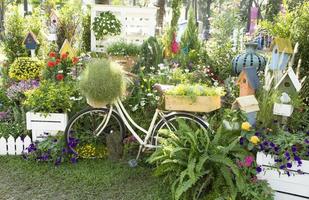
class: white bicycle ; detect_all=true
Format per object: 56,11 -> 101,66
65,89 -> 209,166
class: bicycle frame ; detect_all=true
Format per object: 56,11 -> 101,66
98,98 -> 166,149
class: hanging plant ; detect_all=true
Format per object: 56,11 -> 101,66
92,11 -> 122,40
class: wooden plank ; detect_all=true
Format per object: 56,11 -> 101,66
258,170 -> 309,197
26,112 -> 68,131
15,137 -> 23,155
165,95 -> 221,113
275,192 -> 309,200
7,135 -> 15,155
0,137 -> 7,155
257,152 -> 309,173
23,136 -> 31,151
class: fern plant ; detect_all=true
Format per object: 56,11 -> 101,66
148,121 -> 248,200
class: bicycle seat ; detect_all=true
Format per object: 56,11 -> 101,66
153,84 -> 174,95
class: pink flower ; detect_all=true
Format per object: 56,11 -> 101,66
244,156 -> 254,167
171,32 -> 180,54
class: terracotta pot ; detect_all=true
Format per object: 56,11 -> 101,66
86,98 -> 107,108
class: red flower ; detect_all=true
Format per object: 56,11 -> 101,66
61,53 -> 68,59
55,59 -> 61,65
47,61 -> 56,67
56,73 -> 64,81
49,52 -> 56,58
72,57 -> 79,64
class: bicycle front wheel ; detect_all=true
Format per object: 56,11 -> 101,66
65,107 -> 126,158
152,112 -> 210,146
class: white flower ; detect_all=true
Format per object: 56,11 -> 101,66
185,69 -> 189,73
132,105 -> 138,112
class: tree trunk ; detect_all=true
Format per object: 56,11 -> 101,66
246,0 -> 253,32
155,0 -> 165,35
203,0 -> 212,40
95,0 -> 110,4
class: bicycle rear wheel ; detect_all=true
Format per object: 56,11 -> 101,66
152,112 -> 210,146
65,107 -> 126,158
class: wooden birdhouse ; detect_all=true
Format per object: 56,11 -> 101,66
23,31 -> 39,50
232,95 -> 260,125
274,68 -> 301,95
237,67 -> 260,97
59,39 -> 76,59
23,31 -> 39,57
50,10 -> 59,26
269,38 -> 293,70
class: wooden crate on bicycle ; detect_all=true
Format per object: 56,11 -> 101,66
165,95 -> 221,113
155,84 -> 224,113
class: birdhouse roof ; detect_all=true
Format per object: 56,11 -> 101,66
238,67 -> 260,90
274,68 -> 302,92
50,9 -> 59,19
59,39 -> 76,59
271,38 -> 293,54
23,31 -> 39,45
232,95 -> 260,113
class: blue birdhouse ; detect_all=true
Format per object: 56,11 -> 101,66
269,38 -> 293,70
23,32 -> 39,50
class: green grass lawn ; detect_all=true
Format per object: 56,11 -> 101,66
0,157 -> 170,200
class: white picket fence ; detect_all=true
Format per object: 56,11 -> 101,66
0,135 -> 32,155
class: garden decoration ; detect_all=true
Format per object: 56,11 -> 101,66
237,66 -> 259,97
232,42 -> 266,75
79,59 -> 126,108
269,38 -> 293,71
23,31 -> 39,58
59,39 -> 76,59
50,9 -> 59,27
232,95 -> 259,125
273,92 -> 293,120
164,84 -> 225,113
24,81 -> 76,141
274,68 -> 302,95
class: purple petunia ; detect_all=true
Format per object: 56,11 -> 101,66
294,155 -> 301,161
292,146 -> 297,153
305,139 -> 309,144
279,164 -> 286,169
270,142 -> 275,148
287,163 -> 292,168
284,151 -> 290,158
239,137 -> 244,145
256,166 -> 262,173
263,141 -> 269,146
70,157 -> 78,164
255,132 -> 261,137
6,80 -> 39,101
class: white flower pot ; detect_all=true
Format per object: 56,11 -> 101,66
26,112 -> 68,142
256,152 -> 309,200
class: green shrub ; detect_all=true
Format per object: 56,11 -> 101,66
79,59 -> 126,103
0,122 -> 27,139
135,37 -> 163,73
148,122 -> 248,200
92,11 -> 121,40
3,6 -> 27,63
9,57 -> 44,81
106,41 -> 140,56
24,81 -> 77,113
81,10 -> 91,52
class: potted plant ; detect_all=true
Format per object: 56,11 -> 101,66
79,59 -> 126,108
106,41 -> 140,71
164,84 -> 225,113
24,81 -> 77,141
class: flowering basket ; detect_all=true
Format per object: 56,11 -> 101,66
164,95 -> 221,113
256,152 -> 309,199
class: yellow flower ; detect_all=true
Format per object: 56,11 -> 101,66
250,136 -> 260,145
241,122 -> 251,131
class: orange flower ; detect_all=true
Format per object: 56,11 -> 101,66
72,57 -> 79,64
49,52 -> 56,58
47,61 -> 56,67
55,58 -> 61,65
56,73 -> 64,81
61,53 -> 68,59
